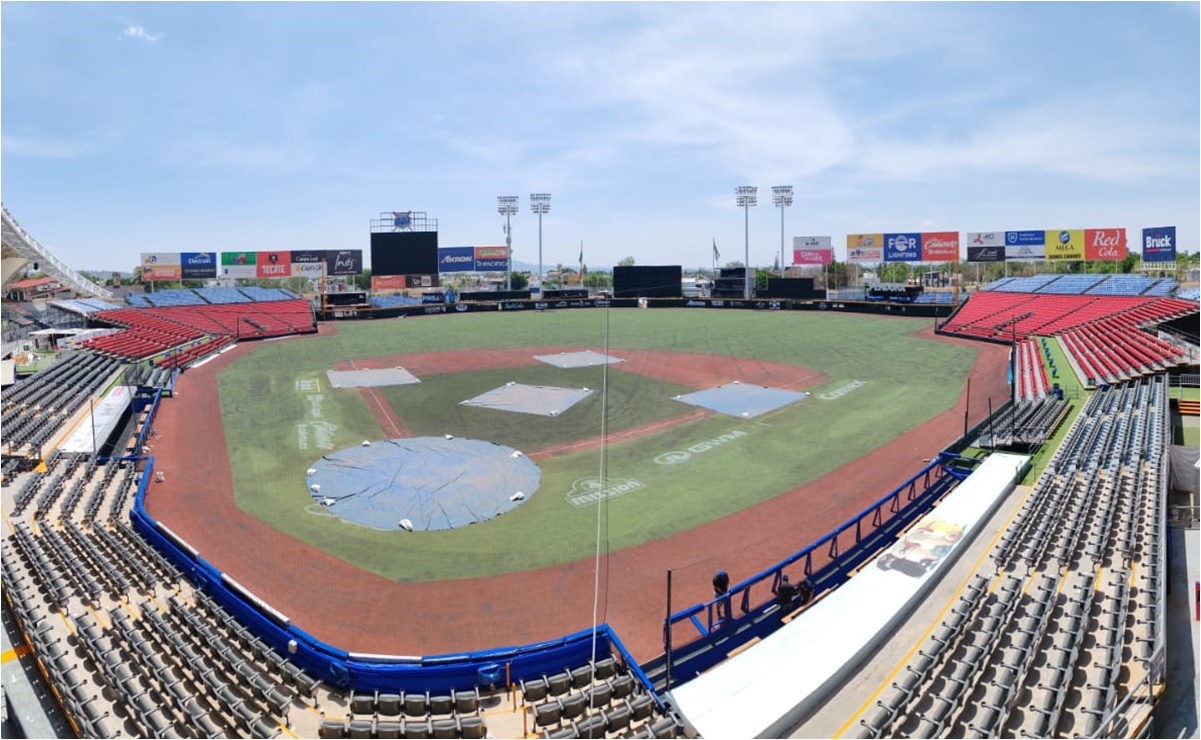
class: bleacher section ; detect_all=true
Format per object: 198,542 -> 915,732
125,286 -> 300,308
981,274 -> 1180,297
1176,287 -> 1200,302
79,299 -> 315,361
858,376 -> 1169,739
1,353 -> 124,455
1015,338 -> 1052,401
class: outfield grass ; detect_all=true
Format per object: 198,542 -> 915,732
217,309 -> 983,581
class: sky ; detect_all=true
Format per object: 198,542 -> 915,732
2,2 -> 1199,274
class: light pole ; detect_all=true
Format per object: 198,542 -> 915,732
735,186 -> 757,299
530,193 -> 551,295
497,196 -> 518,290
772,186 -> 793,280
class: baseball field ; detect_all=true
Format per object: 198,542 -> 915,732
213,308 -> 977,581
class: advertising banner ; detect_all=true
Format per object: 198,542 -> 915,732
1045,230 -> 1085,261
475,246 -> 509,271
181,252 -> 218,280
140,252 -> 182,281
792,236 -> 832,265
883,233 -> 921,262
1005,230 -> 1045,247
439,246 -> 477,272
289,250 -> 326,278
967,232 -> 1004,248
372,275 -> 407,291
919,232 -> 959,262
221,252 -> 257,279
967,246 -> 1004,263
1005,243 -> 1046,261
846,234 -> 884,263
1142,226 -> 1177,263
1084,228 -> 1126,261
141,264 -> 183,281
256,251 -> 292,278
325,250 -> 362,276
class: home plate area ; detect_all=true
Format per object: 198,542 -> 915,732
674,382 -> 810,419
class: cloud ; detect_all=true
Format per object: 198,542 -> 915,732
1,133 -> 97,160
121,25 -> 162,42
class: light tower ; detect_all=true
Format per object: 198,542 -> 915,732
772,186 -> 793,279
497,196 -> 518,290
735,186 -> 758,299
529,193 -> 551,294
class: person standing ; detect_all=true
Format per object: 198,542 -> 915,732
712,570 -> 731,620
774,574 -> 798,616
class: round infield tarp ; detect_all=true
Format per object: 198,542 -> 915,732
306,437 -> 541,531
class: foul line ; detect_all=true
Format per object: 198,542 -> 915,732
1,644 -> 32,664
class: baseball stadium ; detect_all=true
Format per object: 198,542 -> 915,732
2,203 -> 1199,740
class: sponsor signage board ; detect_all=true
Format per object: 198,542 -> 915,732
371,275 -> 407,291
1044,230 -> 1085,261
793,248 -> 832,265
475,245 -> 509,271
181,252 -> 218,279
846,234 -> 884,262
967,232 -> 1004,248
326,250 -> 362,276
1005,243 -> 1046,261
221,252 -> 257,279
290,250 -> 325,278
140,252 -> 182,281
883,232 -> 921,262
1005,230 -> 1045,247
439,246 -> 477,272
919,232 -> 959,262
1142,226 -> 1176,263
967,246 -> 1004,263
256,251 -> 292,278
1084,228 -> 1126,261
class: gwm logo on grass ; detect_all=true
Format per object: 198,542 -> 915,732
566,477 -> 646,507
654,430 -> 749,465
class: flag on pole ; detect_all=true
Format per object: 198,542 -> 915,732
713,238 -> 720,263
578,240 -> 584,280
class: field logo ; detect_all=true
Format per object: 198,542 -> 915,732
295,377 -> 336,451
566,477 -> 646,507
819,379 -> 866,401
654,430 -> 749,465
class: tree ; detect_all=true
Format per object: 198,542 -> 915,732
508,272 -> 529,291
616,256 -> 636,267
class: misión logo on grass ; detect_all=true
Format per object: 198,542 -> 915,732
566,477 -> 646,507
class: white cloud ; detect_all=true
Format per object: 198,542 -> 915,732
121,25 -> 161,42
1,133 -> 97,160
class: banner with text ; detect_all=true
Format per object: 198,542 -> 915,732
846,234 -> 884,263
372,275 -> 408,291
221,252 -> 257,279
883,233 -> 921,262
1141,226 -> 1177,263
256,251 -> 293,278
181,252 -> 218,280
140,252 -> 182,282
439,246 -> 477,272
1044,230 -> 1085,262
1083,228 -> 1127,261
474,246 -> 510,271
793,236 -> 833,265
919,232 -> 959,262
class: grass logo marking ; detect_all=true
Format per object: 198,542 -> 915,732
654,429 -> 749,466
566,477 -> 646,507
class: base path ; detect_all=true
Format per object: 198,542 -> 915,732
146,326 -> 1009,662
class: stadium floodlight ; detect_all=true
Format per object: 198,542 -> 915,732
772,186 -> 793,279
498,196 -> 519,290
735,186 -> 758,299
530,193 -> 551,295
